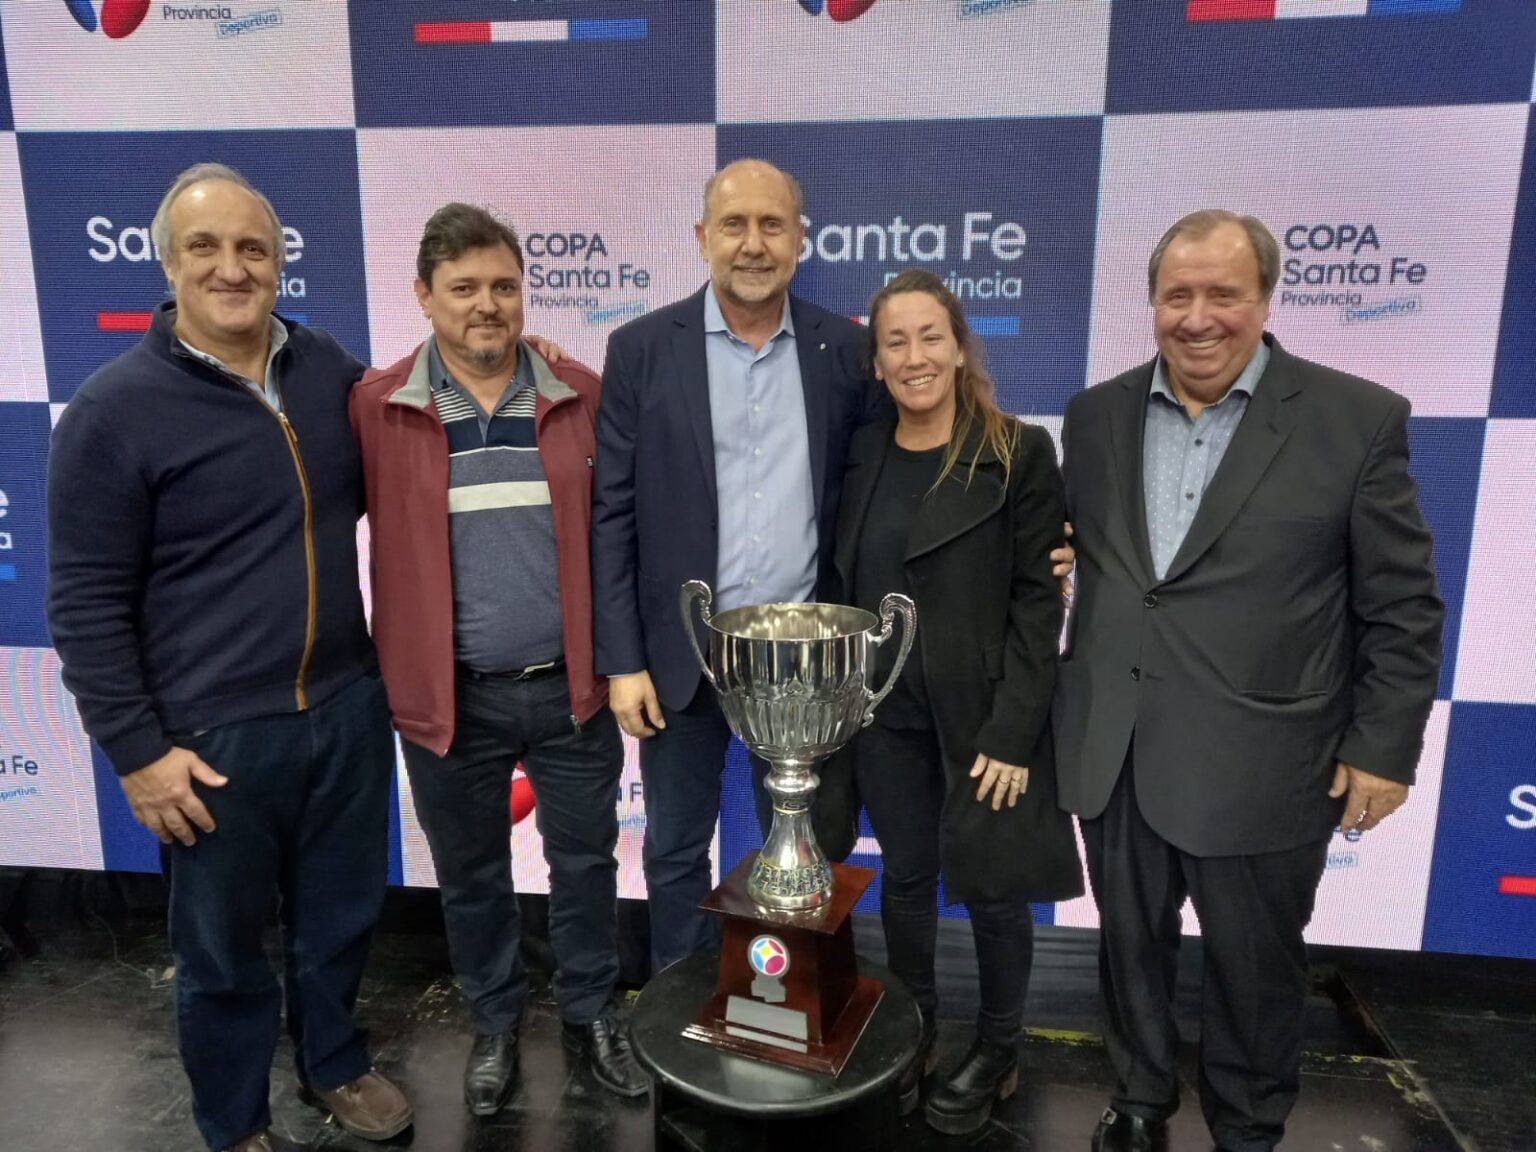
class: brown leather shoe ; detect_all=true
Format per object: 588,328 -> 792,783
302,1070 -> 412,1141
225,1132 -> 275,1152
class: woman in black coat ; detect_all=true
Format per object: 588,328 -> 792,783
829,268 -> 1083,1136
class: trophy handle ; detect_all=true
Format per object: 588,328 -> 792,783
679,579 -> 717,689
862,592 -> 917,725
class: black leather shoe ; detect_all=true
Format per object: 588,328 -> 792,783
1091,1107 -> 1170,1151
562,1014 -> 650,1098
923,1034 -> 1019,1135
896,1011 -> 939,1116
464,1031 -> 518,1117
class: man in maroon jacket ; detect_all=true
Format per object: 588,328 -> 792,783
350,204 -> 646,1114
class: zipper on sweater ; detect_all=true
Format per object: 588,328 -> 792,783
271,408 -> 317,711
171,339 -> 317,709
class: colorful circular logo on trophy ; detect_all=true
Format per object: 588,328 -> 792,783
748,935 -> 790,979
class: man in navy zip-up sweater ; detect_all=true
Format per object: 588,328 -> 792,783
46,164 -> 411,1152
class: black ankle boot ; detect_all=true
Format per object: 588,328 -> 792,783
896,1011 -> 939,1116
923,1034 -> 1018,1135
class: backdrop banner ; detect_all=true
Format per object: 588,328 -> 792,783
2,0 -> 1533,959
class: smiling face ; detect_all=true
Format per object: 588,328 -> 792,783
415,242 -> 524,377
695,161 -> 805,312
161,179 -> 280,351
873,290 -> 961,428
1152,220 -> 1271,399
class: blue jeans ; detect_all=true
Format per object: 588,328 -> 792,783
402,667 -> 625,1031
639,683 -> 772,973
163,673 -> 394,1151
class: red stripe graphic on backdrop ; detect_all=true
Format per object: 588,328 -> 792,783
415,21 -> 492,44
1498,875 -> 1536,897
97,312 -> 154,332
1187,0 -> 1278,19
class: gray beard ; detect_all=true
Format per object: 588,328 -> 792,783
465,342 -> 510,372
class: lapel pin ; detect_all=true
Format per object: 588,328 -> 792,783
819,343 -> 826,350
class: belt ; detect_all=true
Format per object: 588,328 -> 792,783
459,659 -> 565,682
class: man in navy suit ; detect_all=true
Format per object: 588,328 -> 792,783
591,159 -> 885,971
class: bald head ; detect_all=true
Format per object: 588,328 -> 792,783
152,162 -> 285,274
695,159 -> 806,316
702,159 -> 803,226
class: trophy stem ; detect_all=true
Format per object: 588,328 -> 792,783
748,756 -> 835,911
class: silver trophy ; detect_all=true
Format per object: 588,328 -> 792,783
680,580 -> 917,912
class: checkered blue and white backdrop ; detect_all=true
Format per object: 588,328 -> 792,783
0,0 -> 1531,960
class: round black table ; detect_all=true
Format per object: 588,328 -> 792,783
630,949 -> 922,1151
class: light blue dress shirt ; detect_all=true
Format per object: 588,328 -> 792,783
1143,340 -> 1270,580
178,314 -> 289,413
704,287 -> 817,613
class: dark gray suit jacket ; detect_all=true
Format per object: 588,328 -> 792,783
1052,335 -> 1443,857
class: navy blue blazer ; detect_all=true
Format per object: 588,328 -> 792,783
591,284 -> 886,711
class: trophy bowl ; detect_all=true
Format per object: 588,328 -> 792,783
681,580 -> 916,911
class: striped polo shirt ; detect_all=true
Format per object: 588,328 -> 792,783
429,340 -> 564,674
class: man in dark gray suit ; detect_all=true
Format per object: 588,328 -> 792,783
1054,210 -> 1443,1152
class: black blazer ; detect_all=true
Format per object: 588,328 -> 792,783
591,286 -> 885,711
827,415 -> 1083,905
1052,335 -> 1444,857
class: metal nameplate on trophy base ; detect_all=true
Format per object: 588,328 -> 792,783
681,853 -> 883,1075
678,581 -> 916,1077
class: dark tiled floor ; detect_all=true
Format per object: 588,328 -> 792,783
1330,948 -> 1536,1152
0,917 -> 655,1152
0,880 -> 1518,1152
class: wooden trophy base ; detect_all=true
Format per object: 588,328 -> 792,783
682,851 -> 883,1077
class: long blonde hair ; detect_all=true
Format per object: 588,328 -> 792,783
867,268 -> 1018,489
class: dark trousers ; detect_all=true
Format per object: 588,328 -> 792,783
163,673 -> 393,1151
1081,764 -> 1330,1152
638,682 -> 772,973
854,722 -> 1035,1046
402,667 -> 624,1033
